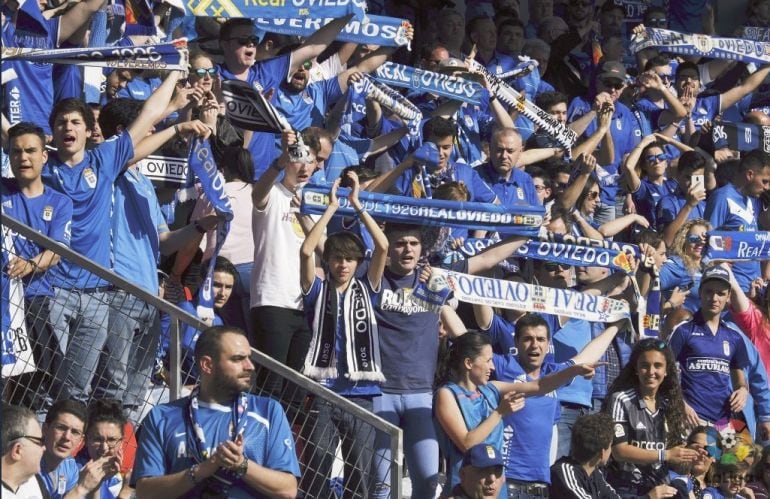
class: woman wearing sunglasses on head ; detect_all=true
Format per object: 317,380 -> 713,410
602,338 -> 704,498
659,219 -> 710,314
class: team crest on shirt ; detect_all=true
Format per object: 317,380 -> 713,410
516,187 -> 524,200
42,205 -> 53,221
3,199 -> 12,208
723,341 -> 730,356
464,115 -> 474,128
83,168 -> 97,188
614,424 -> 625,438
302,92 -> 313,104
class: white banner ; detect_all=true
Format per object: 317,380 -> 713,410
1,227 -> 36,378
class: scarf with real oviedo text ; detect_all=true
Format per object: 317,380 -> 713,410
188,138 -> 233,321
300,184 -> 544,235
304,278 -> 384,382
630,27 -> 770,65
703,230 -> 770,261
413,268 -> 631,323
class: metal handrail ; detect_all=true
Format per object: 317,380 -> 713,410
1,212 -> 404,497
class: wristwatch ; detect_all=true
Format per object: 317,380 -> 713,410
233,458 -> 248,479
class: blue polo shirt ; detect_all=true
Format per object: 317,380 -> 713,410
483,313 -> 516,356
660,256 -> 701,313
669,312 -> 751,423
111,167 -> 168,294
1,180 -> 73,298
704,182 -> 760,290
687,94 -> 721,132
39,456 -> 79,499
551,317 -> 593,407
273,77 -> 342,132
43,132 -> 134,289
477,162 -> 540,207
492,353 -> 566,483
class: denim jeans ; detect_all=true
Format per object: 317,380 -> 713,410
49,287 -> 110,404
372,392 -> 438,499
556,404 -> 589,459
93,290 -> 157,413
300,397 -> 375,498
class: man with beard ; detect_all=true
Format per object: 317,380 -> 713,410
133,326 -> 300,498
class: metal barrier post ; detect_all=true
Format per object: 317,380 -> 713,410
390,429 -> 404,498
168,317 -> 181,401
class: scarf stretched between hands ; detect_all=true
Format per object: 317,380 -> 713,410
630,27 -> 770,65
374,62 -> 487,106
712,121 -> 770,153
1,39 -> 189,70
184,0 -> 366,20
300,184 -> 544,235
412,268 -> 631,323
251,15 -> 410,48
304,278 -> 384,382
703,231 -> 770,261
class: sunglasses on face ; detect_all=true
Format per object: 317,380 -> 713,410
587,191 -> 600,200
545,262 -> 570,272
687,234 -> 705,244
647,18 -> 667,26
602,79 -> 625,90
192,68 -> 217,78
639,338 -> 667,351
645,153 -> 668,163
227,35 -> 259,46
534,185 -> 547,192
656,73 -> 672,83
723,474 -> 747,483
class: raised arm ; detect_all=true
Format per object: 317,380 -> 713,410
571,100 -> 612,159
347,172 -> 389,289
491,362 -> 601,396
126,71 -> 183,148
720,65 -> 770,112
290,16 -> 353,75
300,180 -> 340,292
252,130 -> 292,210
556,153 -> 595,211
130,120 -> 210,165
338,46 -> 397,94
599,213 -> 649,238
56,0 -> 107,44
572,321 -> 622,365
621,134 -> 655,193
466,235 -> 528,275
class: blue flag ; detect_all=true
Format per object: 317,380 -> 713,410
187,139 -> 233,320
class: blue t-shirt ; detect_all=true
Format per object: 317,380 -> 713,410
704,182 -> 761,290
133,395 -> 301,498
453,102 -> 495,167
75,454 -> 124,499
477,162 -> 540,207
2,15 -> 60,134
669,313 -> 751,422
484,313 -> 516,356
43,132 -> 134,289
1,180 -> 72,297
631,178 -> 678,227
112,167 -> 168,294
273,77 -> 342,132
302,276 -> 381,397
551,318 -> 592,407
655,187 -> 706,232
686,94 -> 720,132
659,255 -> 701,313
39,456 -> 80,499
375,267 -> 442,393
492,354 -> 566,483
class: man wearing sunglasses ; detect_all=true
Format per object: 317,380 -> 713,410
2,404 -> 47,498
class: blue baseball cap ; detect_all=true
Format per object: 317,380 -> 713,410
700,266 -> 730,290
462,444 -> 504,468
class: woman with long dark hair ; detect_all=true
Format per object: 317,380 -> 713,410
603,338 -> 703,497
433,331 -> 599,496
